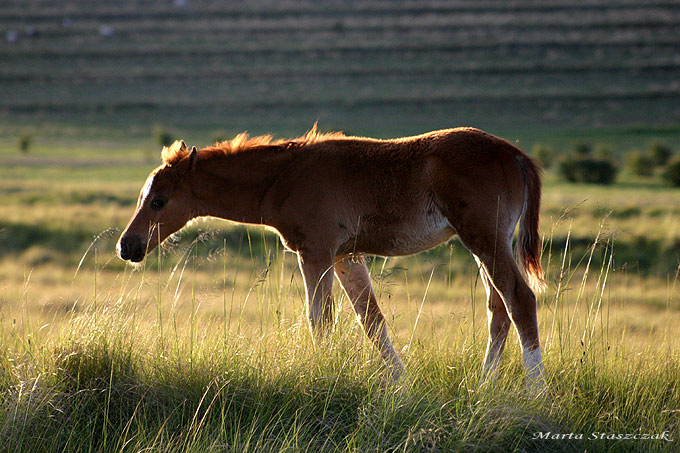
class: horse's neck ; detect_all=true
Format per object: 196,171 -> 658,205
192,147 -> 294,225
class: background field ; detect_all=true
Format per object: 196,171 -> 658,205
1,1 -> 680,452
2,0 -> 680,142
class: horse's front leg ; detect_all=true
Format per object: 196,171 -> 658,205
334,257 -> 404,380
297,252 -> 335,337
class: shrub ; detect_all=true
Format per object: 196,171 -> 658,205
580,159 -> 618,184
627,151 -> 655,177
531,143 -> 553,169
558,155 -> 618,185
662,155 -> 680,187
557,157 -> 579,182
17,132 -> 32,153
649,141 -> 673,166
153,126 -> 175,148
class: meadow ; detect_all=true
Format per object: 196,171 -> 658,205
2,0 -> 680,451
1,135 -> 679,452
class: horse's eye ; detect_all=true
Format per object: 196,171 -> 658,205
150,198 -> 166,211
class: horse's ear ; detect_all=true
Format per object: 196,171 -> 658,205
162,140 -> 188,165
189,146 -> 198,172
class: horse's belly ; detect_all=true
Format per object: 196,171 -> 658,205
385,221 -> 455,256
347,211 -> 456,257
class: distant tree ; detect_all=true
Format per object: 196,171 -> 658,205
662,155 -> 680,187
649,141 -> 673,166
531,143 -> 553,169
627,150 -> 654,177
153,126 -> 174,148
17,132 -> 32,154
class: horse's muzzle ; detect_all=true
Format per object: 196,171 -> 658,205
117,236 -> 146,263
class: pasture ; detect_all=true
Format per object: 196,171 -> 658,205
1,0 -> 680,451
1,136 -> 679,452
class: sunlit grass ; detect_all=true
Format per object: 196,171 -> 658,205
1,140 -> 680,450
1,210 -> 679,451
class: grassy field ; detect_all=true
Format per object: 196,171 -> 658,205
2,0 -> 680,140
2,1 -> 680,451
1,136 -> 680,451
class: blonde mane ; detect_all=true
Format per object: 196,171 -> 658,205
161,125 -> 346,166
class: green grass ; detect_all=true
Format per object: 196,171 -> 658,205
2,2 -> 680,449
1,217 -> 679,452
2,314 -> 678,451
1,139 -> 679,450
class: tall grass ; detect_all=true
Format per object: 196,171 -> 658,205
0,219 -> 679,452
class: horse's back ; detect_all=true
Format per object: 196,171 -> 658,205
324,128 -> 523,257
270,128 -> 531,256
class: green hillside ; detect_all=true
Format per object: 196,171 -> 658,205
2,0 -> 680,139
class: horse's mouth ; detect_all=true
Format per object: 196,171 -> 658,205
128,250 -> 145,263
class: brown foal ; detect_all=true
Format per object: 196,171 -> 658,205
117,127 -> 546,384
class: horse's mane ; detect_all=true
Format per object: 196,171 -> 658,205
161,124 -> 346,166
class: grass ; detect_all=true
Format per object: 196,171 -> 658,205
3,314 -> 677,451
1,229 -> 679,451
2,2 -> 680,448
0,173 -> 678,452
1,172 -> 679,450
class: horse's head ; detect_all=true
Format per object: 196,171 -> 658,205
117,140 -> 198,262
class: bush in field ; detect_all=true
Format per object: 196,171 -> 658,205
649,141 -> 673,166
17,132 -> 32,153
557,142 -> 618,184
531,143 -> 553,169
627,150 -> 655,177
662,155 -> 680,187
579,158 -> 618,184
153,126 -> 175,148
557,157 -> 579,182
558,155 -> 618,185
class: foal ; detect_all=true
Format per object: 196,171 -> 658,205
117,127 -> 545,384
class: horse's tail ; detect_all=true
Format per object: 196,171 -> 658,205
516,154 -> 546,293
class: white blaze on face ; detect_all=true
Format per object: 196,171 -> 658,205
140,174 -> 155,205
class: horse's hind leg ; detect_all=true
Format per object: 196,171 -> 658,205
335,257 -> 404,380
457,223 -> 545,387
476,248 -> 544,386
474,256 -> 511,382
